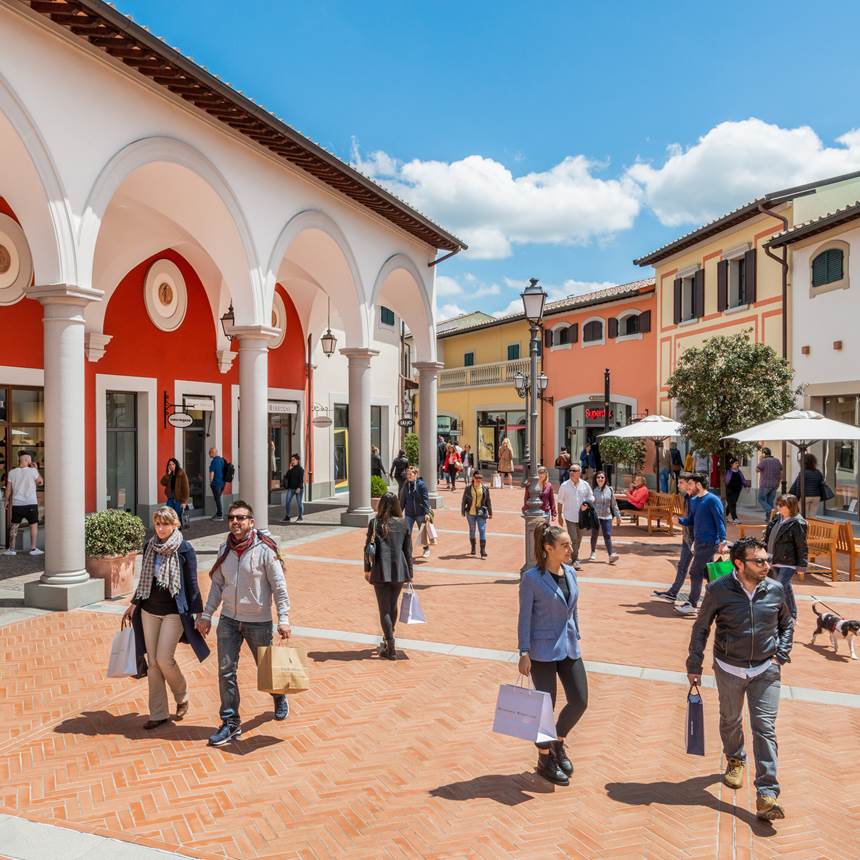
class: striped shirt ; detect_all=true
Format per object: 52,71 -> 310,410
756,456 -> 783,491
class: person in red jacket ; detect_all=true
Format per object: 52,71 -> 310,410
617,474 -> 650,511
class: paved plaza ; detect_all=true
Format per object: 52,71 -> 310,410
0,485 -> 859,860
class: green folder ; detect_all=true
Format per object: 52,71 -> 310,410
706,559 -> 734,582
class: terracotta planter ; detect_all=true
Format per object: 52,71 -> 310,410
370,497 -> 381,511
86,551 -> 137,600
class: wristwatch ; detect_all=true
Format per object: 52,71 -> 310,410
519,649 -> 529,657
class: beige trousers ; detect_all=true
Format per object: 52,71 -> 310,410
140,610 -> 187,720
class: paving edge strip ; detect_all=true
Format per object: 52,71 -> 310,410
78,604 -> 860,709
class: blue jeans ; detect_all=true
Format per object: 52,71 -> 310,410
166,496 -> 183,521
216,615 -> 284,724
714,661 -> 782,798
689,541 -> 720,607
405,513 -> 427,548
590,518 -> 614,555
559,469 -> 570,484
466,513 -> 487,542
770,565 -> 798,620
758,487 -> 777,522
659,468 -> 670,493
210,482 -> 224,518
285,488 -> 304,519
667,538 -> 693,597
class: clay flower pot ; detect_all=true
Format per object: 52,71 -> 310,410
86,551 -> 137,600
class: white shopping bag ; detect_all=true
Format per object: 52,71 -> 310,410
492,679 -> 557,744
400,583 -> 426,624
107,623 -> 138,678
492,473 -> 502,489
426,522 -> 438,544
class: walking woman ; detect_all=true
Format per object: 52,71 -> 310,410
724,457 -> 749,524
590,471 -> 621,564
160,458 -> 190,524
364,492 -> 413,660
462,470 -> 493,558
444,444 -> 462,492
498,437 -> 514,488
789,453 -> 828,518
517,522 -> 588,786
461,444 -> 475,483
523,466 -> 556,521
764,493 -> 807,620
123,506 -> 209,729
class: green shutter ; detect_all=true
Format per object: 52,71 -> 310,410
464,352 -> 474,367
507,344 -> 520,361
380,306 -> 396,325
812,249 -> 844,287
827,249 -> 844,282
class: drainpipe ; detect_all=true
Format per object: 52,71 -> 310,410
758,202 -> 790,493
305,333 -> 314,502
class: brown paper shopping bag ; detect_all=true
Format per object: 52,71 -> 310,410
257,643 -> 310,694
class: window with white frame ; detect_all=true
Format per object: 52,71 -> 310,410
810,241 -> 849,295
583,319 -> 603,343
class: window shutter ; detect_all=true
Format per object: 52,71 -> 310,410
638,310 -> 651,332
673,278 -> 682,324
812,252 -> 827,286
569,323 -> 578,343
717,260 -> 728,311
544,328 -> 553,348
693,269 -> 705,318
608,317 -> 618,338
829,248 -> 844,281
744,248 -> 757,304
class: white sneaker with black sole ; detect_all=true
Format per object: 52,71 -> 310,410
29,548 -> 44,556
674,601 -> 698,616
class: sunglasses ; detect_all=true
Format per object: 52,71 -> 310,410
227,514 -> 250,522
745,557 -> 770,567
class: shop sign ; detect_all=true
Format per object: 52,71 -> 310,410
437,416 -> 452,433
585,407 -> 614,422
268,401 -> 298,414
168,412 -> 194,428
397,418 -> 414,428
183,396 -> 215,412
312,415 -> 333,428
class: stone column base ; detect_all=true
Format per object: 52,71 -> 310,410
340,510 -> 375,527
428,494 -> 443,510
25,577 -> 106,611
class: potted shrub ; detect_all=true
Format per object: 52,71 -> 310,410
404,432 -> 420,468
370,475 -> 389,510
85,509 -> 146,599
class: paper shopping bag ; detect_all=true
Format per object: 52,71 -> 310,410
685,685 -> 705,756
492,473 -> 502,489
400,583 -> 426,624
107,623 -> 138,678
257,644 -> 310,694
426,522 -> 438,544
492,682 -> 556,744
418,522 -> 430,546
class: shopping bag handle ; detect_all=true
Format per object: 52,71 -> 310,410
515,672 -> 535,689
120,614 -> 131,630
688,682 -> 702,697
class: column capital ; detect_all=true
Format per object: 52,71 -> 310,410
228,324 -> 280,347
25,283 -> 103,307
413,360 -> 444,374
339,347 -> 380,364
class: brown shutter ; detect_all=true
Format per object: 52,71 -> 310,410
693,268 -> 705,318
717,259 -> 728,311
744,248 -> 757,304
544,328 -> 553,348
608,317 -> 618,338
673,278 -> 682,324
569,323 -> 578,343
638,310 -> 651,332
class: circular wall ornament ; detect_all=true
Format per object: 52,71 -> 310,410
0,213 -> 34,306
270,291 -> 287,349
144,258 -> 187,331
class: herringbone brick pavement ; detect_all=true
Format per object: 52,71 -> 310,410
0,485 -> 857,858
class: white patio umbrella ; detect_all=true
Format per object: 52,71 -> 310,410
722,409 -> 860,510
600,414 -> 684,484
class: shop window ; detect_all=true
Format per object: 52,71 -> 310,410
464,352 -> 475,367
506,343 -> 520,361
380,306 -> 396,326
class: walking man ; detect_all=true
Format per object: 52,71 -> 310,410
3,453 -> 44,556
196,500 -> 291,746
673,473 -> 727,616
555,447 -> 571,484
653,472 -> 694,603
756,447 -> 783,523
687,537 -> 793,822
556,463 -> 594,571
208,447 -> 226,521
399,465 -> 431,560
281,454 -> 305,523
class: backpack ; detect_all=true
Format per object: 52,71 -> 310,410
222,461 -> 235,484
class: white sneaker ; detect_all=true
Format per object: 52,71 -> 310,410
422,549 -> 430,559
608,553 -> 620,564
674,601 -> 698,617
573,561 -> 582,571
3,548 -> 16,556
29,547 -> 44,556
588,552 -> 597,561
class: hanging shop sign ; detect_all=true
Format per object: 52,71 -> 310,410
183,396 -> 215,411
397,418 -> 415,429
312,416 -> 333,428
168,412 -> 194,428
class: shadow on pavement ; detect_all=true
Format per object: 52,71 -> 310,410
307,648 -> 378,662
605,774 -> 776,836
800,641 -> 855,662
430,771 -> 555,805
620,600 -> 681,618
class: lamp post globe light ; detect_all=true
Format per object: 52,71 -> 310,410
519,277 -> 548,574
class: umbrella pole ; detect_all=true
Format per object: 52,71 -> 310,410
799,444 -> 807,517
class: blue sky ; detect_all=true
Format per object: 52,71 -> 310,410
115,1 -> 860,316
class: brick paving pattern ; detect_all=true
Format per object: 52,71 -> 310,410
0,482 -> 858,858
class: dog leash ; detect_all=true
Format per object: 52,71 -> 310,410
808,594 -> 842,617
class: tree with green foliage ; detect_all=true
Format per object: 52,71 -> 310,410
404,432 -> 420,467
667,331 -> 796,495
598,436 -> 646,474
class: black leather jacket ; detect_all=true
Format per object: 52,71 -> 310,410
763,516 -> 808,568
687,573 -> 794,675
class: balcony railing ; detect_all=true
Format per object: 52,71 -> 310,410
438,358 -> 530,390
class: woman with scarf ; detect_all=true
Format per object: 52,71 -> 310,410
160,457 -> 190,524
444,444 -> 462,492
122,506 -> 209,729
763,493 -> 807,620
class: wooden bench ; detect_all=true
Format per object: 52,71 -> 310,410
836,521 -> 859,582
629,491 -> 676,535
807,517 -> 842,581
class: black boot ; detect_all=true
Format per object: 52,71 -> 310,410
470,539 -> 476,556
536,750 -> 569,786
480,540 -> 487,559
552,739 -> 573,775
385,638 -> 397,660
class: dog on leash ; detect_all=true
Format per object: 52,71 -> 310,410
811,603 -> 860,659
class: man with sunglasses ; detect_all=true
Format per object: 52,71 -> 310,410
197,500 -> 291,746
687,537 -> 794,822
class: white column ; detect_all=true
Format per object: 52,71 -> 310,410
231,325 -> 279,531
24,284 -> 106,611
414,361 -> 444,509
340,347 -> 379,526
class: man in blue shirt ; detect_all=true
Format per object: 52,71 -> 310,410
674,472 -> 727,616
208,447 -> 227,521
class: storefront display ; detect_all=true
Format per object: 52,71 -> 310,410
822,395 -> 859,521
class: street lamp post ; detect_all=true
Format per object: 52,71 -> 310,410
519,277 -> 548,574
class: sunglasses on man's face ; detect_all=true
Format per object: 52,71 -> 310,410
745,557 -> 770,567
227,514 -> 250,522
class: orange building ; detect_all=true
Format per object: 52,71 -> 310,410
540,279 -> 657,466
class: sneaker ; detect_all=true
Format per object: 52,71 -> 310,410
422,548 -> 430,559
573,561 -> 582,571
756,794 -> 785,821
281,517 -> 291,523
208,722 -> 241,746
588,552 -> 597,561
273,696 -> 290,721
652,589 -> 678,602
29,547 -> 44,556
297,517 -> 304,522
608,553 -> 620,565
3,548 -> 16,556
536,751 -> 569,786
674,601 -> 698,616
723,756 -> 744,789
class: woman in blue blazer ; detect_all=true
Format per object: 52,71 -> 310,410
517,521 -> 589,786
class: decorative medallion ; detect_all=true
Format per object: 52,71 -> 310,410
0,214 -> 34,306
144,258 -> 187,331
270,291 -> 287,349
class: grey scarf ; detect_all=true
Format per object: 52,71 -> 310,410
135,529 -> 183,601
767,514 -> 803,557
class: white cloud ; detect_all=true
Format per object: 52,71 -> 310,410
628,118 -> 860,226
435,274 -> 500,301
436,275 -> 463,297
438,302 -> 467,320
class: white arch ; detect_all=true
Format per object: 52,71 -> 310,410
78,136 -> 263,321
0,69 -> 76,285
265,209 -> 367,347
370,252 -> 436,361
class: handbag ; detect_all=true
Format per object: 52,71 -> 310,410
821,482 -> 835,501
685,684 -> 705,756
492,675 -> 557,744
476,505 -> 489,519
364,518 -> 378,571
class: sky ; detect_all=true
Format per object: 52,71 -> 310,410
114,1 -> 860,318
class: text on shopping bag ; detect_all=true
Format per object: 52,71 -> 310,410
257,645 -> 310,694
492,682 -> 556,744
107,624 -> 138,678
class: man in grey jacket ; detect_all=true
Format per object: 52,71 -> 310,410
196,500 -> 291,746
